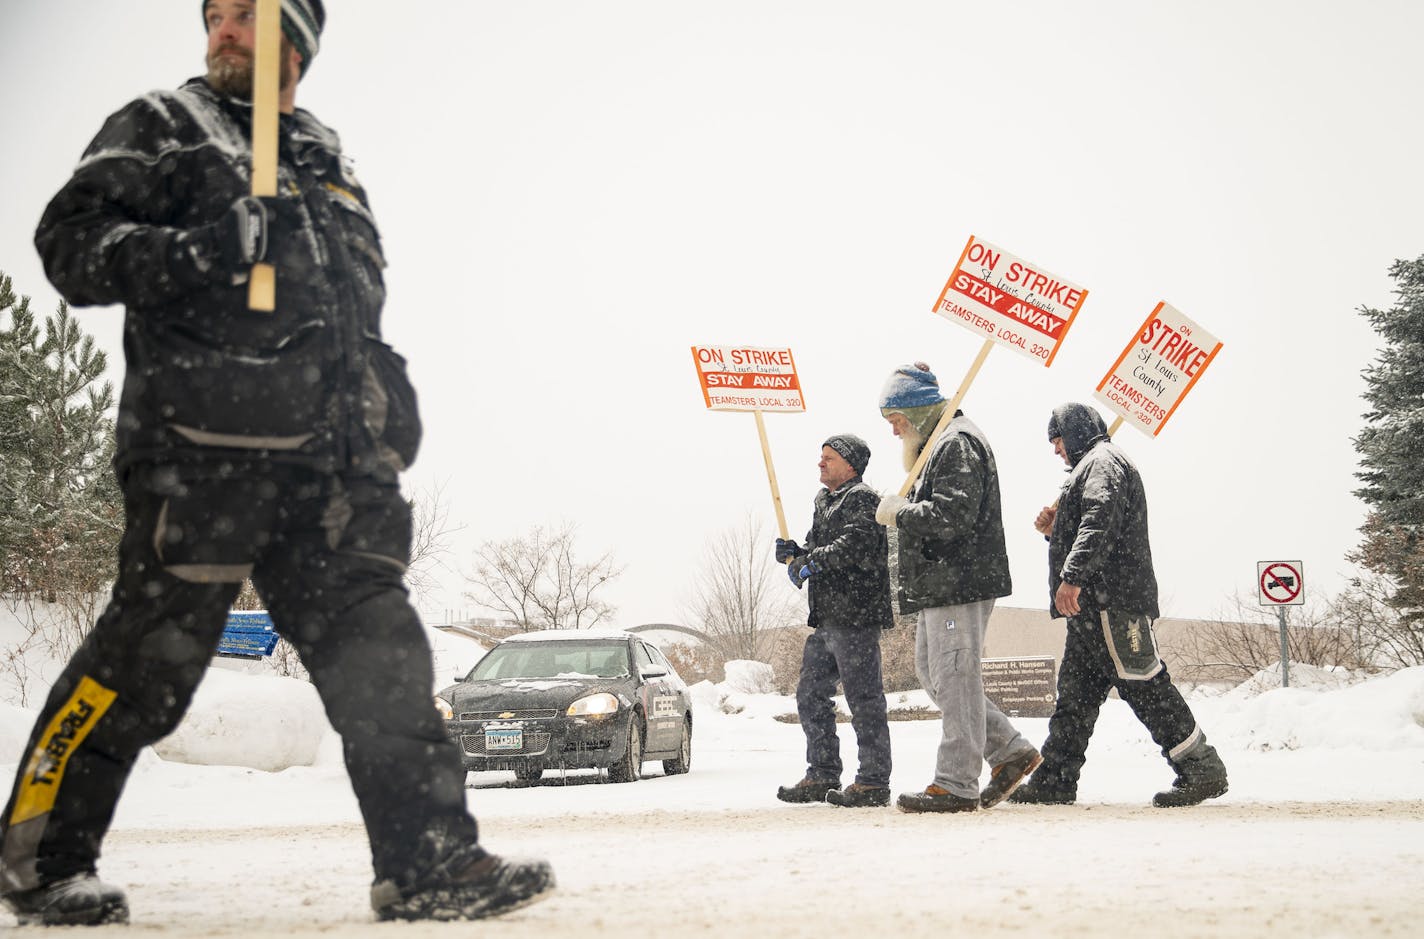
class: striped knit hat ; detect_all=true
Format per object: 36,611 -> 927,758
203,0 -> 325,76
823,434 -> 871,477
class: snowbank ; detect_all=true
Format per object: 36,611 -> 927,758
723,659 -> 776,694
0,703 -> 35,766
0,624 -> 488,773
1209,665 -> 1424,752
152,668 -> 328,771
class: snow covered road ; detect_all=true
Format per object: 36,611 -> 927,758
3,667 -> 1424,935
93,799 -> 1424,937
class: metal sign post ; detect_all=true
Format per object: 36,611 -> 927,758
1256,560 -> 1304,688
1274,606 -> 1290,688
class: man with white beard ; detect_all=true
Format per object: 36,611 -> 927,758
874,363 -> 1040,813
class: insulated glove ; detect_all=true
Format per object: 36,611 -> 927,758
180,195 -> 302,281
786,556 -> 809,589
797,557 -> 822,581
876,494 -> 908,528
774,538 -> 803,564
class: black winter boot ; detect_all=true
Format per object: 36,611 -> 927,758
372,853 -> 555,921
1,873 -> 129,926
1153,737 -> 1228,808
1006,779 -> 1076,805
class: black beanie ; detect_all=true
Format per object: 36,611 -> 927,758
823,434 -> 870,477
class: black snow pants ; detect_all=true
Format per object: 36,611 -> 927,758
796,626 -> 891,787
0,461 -> 480,895
1034,610 -> 1204,794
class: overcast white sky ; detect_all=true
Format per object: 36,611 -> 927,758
3,2 -> 1421,629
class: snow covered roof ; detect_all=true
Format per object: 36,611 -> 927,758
501,629 -> 639,643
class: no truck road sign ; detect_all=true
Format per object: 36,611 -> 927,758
1257,560 -> 1304,606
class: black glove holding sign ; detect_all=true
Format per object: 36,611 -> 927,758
176,195 -> 302,286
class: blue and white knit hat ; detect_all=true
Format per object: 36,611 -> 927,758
203,0 -> 325,76
878,362 -> 945,412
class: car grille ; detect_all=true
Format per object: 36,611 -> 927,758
462,732 -> 552,757
459,708 -> 559,721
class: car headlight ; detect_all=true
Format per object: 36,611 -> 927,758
567,692 -> 619,718
434,696 -> 454,720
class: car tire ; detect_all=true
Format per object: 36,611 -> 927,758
607,718 -> 643,783
663,717 -> 692,775
514,766 -> 543,785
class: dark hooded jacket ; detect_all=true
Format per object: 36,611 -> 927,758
803,478 -> 892,630
34,77 -> 417,476
894,411 -> 1012,613
1047,403 -> 1159,618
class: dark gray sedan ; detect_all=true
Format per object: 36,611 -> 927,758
435,630 -> 693,783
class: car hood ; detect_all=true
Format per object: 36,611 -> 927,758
446,677 -> 631,713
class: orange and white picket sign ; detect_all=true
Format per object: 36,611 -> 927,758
1094,301 -> 1222,437
931,235 -> 1089,367
898,237 -> 1088,498
691,345 -> 805,540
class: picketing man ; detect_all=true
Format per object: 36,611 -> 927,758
1009,402 -> 1228,808
0,0 -> 554,925
873,364 -> 1042,813
774,435 -> 895,808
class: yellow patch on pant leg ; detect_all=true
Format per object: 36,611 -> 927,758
10,677 -> 117,826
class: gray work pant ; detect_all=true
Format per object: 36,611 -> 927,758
915,599 -> 1034,799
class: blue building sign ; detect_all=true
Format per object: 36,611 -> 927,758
217,610 -> 279,658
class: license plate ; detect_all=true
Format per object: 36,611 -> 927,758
485,728 -> 523,752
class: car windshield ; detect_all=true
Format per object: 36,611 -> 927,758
468,641 -> 633,681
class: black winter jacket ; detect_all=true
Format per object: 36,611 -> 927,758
34,77 -> 418,476
803,479 -> 892,631
895,412 -> 1012,612
1047,403 -> 1160,618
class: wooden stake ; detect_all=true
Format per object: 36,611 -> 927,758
895,339 -> 994,498
753,409 -> 790,540
247,0 -> 281,312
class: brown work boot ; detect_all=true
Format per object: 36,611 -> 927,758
775,777 -> 840,804
825,783 -> 891,808
981,747 -> 1044,808
896,784 -> 979,814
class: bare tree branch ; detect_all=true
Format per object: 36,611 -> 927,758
406,478 -> 464,607
463,522 -> 621,631
684,515 -> 800,662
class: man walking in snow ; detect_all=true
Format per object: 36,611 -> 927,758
874,364 -> 1041,813
775,435 -> 894,808
1011,402 -> 1228,807
0,1 -> 553,926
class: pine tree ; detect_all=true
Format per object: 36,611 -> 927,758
1354,256 -> 1424,623
0,271 -> 121,601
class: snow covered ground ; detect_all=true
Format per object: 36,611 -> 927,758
0,649 -> 1420,936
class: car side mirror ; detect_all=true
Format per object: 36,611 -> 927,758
639,665 -> 668,679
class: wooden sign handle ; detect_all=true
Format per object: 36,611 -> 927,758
895,339 -> 993,498
247,0 -> 281,312
753,409 -> 791,541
